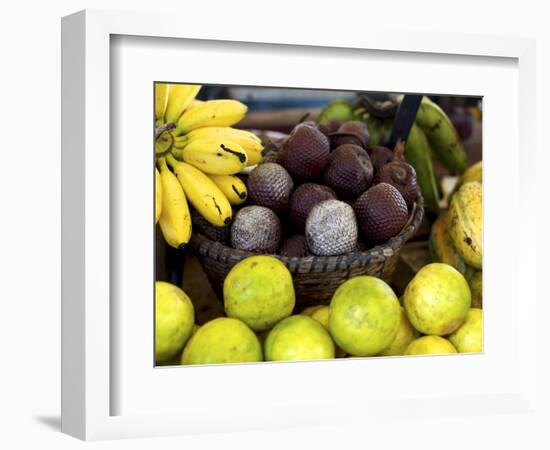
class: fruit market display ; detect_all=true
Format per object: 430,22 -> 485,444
154,84 -> 483,366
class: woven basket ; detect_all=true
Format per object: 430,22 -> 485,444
190,194 -> 424,309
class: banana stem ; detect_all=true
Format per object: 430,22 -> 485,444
157,156 -> 168,171
165,152 -> 179,169
155,122 -> 175,139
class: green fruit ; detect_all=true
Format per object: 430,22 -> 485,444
306,305 -> 346,357
224,256 -> 295,331
448,308 -> 483,353
155,281 -> 195,362
404,263 -> 471,335
405,336 -> 457,355
318,100 -> 354,125
469,271 -> 483,309
264,315 -> 334,361
329,276 -> 401,357
379,307 -> 419,356
182,317 -> 262,365
301,305 -> 324,316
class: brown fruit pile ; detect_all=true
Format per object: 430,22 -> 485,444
197,120 -> 418,257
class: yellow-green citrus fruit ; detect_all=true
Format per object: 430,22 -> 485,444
191,324 -> 201,336
448,308 -> 483,353
405,336 -> 457,355
469,271 -> 482,309
264,315 -> 335,361
404,263 -> 471,335
181,317 -> 262,365
224,256 -> 295,331
155,281 -> 195,362
301,305 -> 324,316
378,307 -> 419,356
309,305 -> 330,329
329,276 -> 401,357
306,305 -> 346,357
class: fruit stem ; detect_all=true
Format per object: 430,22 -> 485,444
165,152 -> 179,169
394,139 -> 406,160
155,122 -> 175,139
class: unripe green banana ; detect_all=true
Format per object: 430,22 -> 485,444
405,123 -> 440,215
448,181 -> 482,269
415,97 -> 468,175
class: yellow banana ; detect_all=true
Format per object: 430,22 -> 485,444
164,84 -> 201,124
155,168 -> 162,223
166,154 -> 232,227
173,128 -> 263,167
448,181 -> 482,269
176,126 -> 261,144
157,157 -> 192,249
155,83 -> 169,123
208,174 -> 248,205
173,100 -> 247,135
415,96 -> 468,175
174,138 -> 248,175
429,212 -> 475,279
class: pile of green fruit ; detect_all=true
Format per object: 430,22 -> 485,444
156,258 -> 482,365
319,95 -> 469,215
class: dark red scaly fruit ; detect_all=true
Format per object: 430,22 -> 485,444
354,183 -> 409,244
322,144 -> 373,199
330,121 -> 370,149
369,146 -> 394,173
247,163 -> 294,215
282,122 -> 330,181
288,183 -> 337,233
279,235 -> 310,257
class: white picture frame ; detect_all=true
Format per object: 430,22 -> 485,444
61,9 -> 541,442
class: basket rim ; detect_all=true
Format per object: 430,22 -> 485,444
189,192 -> 424,270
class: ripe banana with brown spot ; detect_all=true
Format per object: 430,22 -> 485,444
415,96 -> 468,175
448,181 -> 482,269
207,174 -> 248,205
166,153 -> 232,227
157,157 -> 192,249
164,84 -> 201,124
173,127 -> 263,167
173,100 -> 248,136
173,138 -> 248,175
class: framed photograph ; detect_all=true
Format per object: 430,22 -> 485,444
61,9 -> 540,442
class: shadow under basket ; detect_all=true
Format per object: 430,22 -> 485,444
190,194 -> 424,309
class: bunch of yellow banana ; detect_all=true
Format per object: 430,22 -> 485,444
154,83 -> 257,249
429,165 -> 483,307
